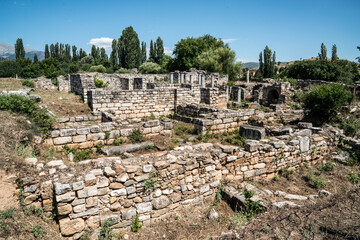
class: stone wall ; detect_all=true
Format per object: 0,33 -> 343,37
22,125 -> 330,238
174,104 -> 304,133
57,75 -> 71,92
200,88 -> 227,108
87,87 -> 201,118
48,119 -> 173,148
32,77 -> 56,89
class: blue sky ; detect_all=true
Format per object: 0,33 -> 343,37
0,0 -> 359,62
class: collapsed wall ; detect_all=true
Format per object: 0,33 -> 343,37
21,125 -> 331,238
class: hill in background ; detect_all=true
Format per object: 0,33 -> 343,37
0,42 -> 45,61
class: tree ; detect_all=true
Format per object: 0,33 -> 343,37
117,36 -> 125,68
79,48 -> 87,59
64,44 -> 71,62
54,42 -> 60,59
356,46 -> 360,63
262,45 -> 275,77
15,38 -> 25,60
156,37 -> 164,64
110,39 -> 118,68
118,26 -> 141,69
259,52 -> 263,74
72,45 -> 78,61
33,54 -> 38,63
149,40 -> 156,62
60,43 -> 64,58
50,44 -> 55,58
91,45 -> 100,61
100,48 -> 108,61
319,43 -> 327,60
45,44 -> 50,59
331,44 -> 338,61
0,60 -> 22,77
172,34 -> 226,71
272,51 -> 276,74
197,47 -> 242,80
139,62 -> 161,73
141,41 -> 146,63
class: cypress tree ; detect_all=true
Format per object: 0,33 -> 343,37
33,54 -> 38,63
15,38 -> 25,60
141,41 -> 146,63
91,45 -> 100,61
65,44 -> 71,62
331,44 -> 338,61
45,44 -> 50,59
156,37 -> 164,64
319,43 -> 327,60
50,44 -> 55,58
263,45 -> 274,78
150,40 -> 156,62
110,39 -> 118,68
272,51 -> 276,75
60,43 -> 64,58
259,52 -> 263,74
79,48 -> 87,59
117,36 -> 125,68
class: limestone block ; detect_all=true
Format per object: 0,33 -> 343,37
56,192 -> 75,203
121,208 -> 136,220
136,202 -> 152,213
54,182 -> 71,195
53,137 -> 72,145
57,204 -> 72,215
73,135 -> 86,143
59,218 -> 85,236
240,125 -> 265,140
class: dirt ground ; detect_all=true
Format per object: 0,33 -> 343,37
0,78 -> 91,117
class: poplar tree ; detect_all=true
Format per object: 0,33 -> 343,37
54,43 -> 60,59
15,38 -> 25,60
272,51 -> 276,75
45,44 -> 50,59
91,45 -> 100,61
79,48 -> 87,59
60,43 -> 64,58
141,41 -> 147,63
118,26 -> 141,69
72,45 -> 77,61
156,37 -> 164,64
110,39 -> 118,68
65,44 -> 71,62
100,48 -> 108,61
261,45 -> 275,78
331,44 -> 338,61
319,43 -> 327,60
117,36 -> 125,68
149,40 -> 156,62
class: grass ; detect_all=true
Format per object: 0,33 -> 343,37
128,129 -> 146,143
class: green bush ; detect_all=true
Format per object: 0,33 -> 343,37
281,76 -> 297,89
339,115 -> 360,137
20,64 -> 41,78
281,59 -> 360,84
0,60 -> 21,77
321,162 -> 335,171
302,84 -> 353,123
113,138 -> 124,146
310,177 -> 326,189
128,129 -> 146,143
348,170 -> 360,185
0,94 -> 54,135
89,65 -> 106,73
131,215 -> 142,232
73,148 -> 92,162
22,79 -> 35,88
243,189 -> 254,199
69,62 -> 79,73
94,78 -> 108,88
139,62 -> 162,74
99,219 -> 114,240
115,68 -> 131,73
174,125 -> 196,136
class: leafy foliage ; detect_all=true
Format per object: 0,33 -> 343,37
89,65 -> 106,73
0,94 -> 54,135
139,62 -> 162,73
22,79 -> 35,88
128,129 -> 146,143
281,59 -> 360,84
301,84 -> 353,123
131,215 -> 142,232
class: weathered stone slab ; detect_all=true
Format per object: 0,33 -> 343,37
240,125 -> 265,140
101,141 -> 154,155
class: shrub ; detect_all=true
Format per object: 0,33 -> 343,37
115,68 -> 131,73
310,177 -> 326,189
94,78 -> 108,88
31,224 -> 45,238
128,129 -> 146,143
321,162 -> 335,171
99,219 -> 114,240
174,125 -> 196,136
0,94 -> 54,135
301,84 -> 353,123
144,173 -> 158,190
89,65 -> 106,73
339,115 -> 360,137
281,76 -> 297,89
20,64 -> 41,78
73,148 -> 92,162
113,138 -> 124,146
139,62 -> 162,74
243,189 -> 254,199
69,62 -> 80,73
348,170 -> 360,185
131,215 -> 142,232
22,79 -> 35,88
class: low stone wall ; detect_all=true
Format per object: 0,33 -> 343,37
22,125 -> 330,238
174,104 -> 304,133
47,119 -> 173,148
57,75 -> 71,92
32,77 -> 56,89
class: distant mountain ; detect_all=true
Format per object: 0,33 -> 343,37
0,42 -> 45,61
243,61 -> 289,69
243,62 -> 259,69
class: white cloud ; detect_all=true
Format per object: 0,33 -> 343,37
88,37 -> 114,50
223,38 -> 238,44
164,46 -> 173,55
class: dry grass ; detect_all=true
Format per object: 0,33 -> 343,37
0,78 -> 25,90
